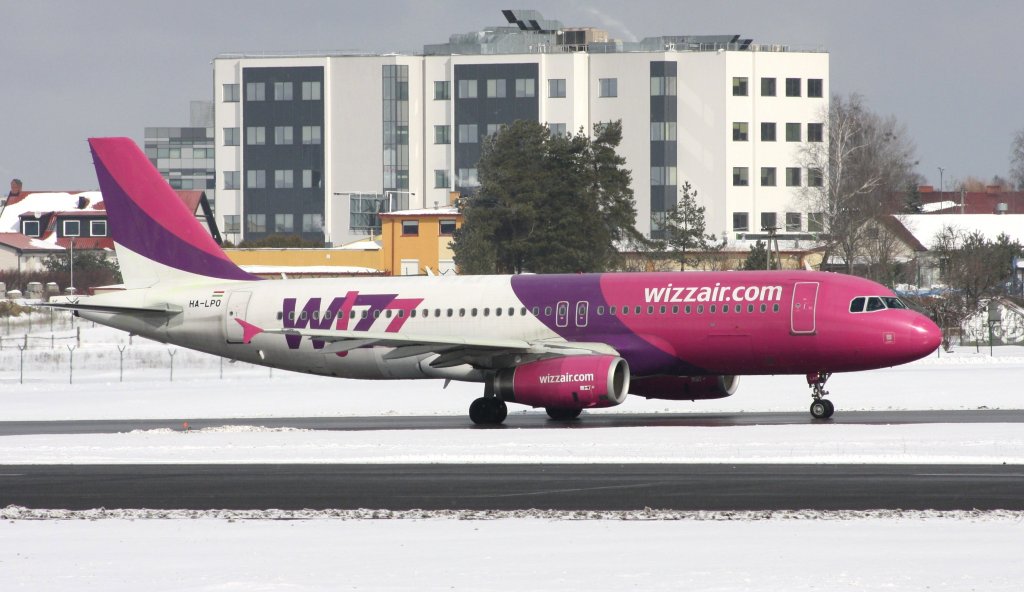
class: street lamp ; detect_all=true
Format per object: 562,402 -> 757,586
68,237 -> 75,295
937,167 -> 944,195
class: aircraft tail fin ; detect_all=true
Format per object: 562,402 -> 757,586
88,137 -> 258,288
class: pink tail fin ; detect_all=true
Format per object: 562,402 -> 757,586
89,137 -> 257,287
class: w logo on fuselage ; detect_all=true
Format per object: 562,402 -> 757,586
282,291 -> 422,349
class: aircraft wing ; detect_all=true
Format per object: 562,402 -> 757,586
255,323 -> 618,369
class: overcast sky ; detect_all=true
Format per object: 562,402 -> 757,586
2,0 -> 1020,190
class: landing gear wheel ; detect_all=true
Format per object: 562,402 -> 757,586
469,397 -> 507,425
545,407 -> 583,421
809,398 -> 835,419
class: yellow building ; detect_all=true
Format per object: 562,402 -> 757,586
224,206 -> 462,277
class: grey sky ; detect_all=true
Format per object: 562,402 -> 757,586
2,0 -> 1020,190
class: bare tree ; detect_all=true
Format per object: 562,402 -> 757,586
799,93 -> 918,274
1011,129 -> 1024,190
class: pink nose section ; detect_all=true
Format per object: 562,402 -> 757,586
911,316 -> 943,355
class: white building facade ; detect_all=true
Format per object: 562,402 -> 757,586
213,15 -> 828,247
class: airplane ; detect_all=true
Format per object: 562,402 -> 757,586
48,137 -> 943,425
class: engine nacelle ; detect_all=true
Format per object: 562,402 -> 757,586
629,375 -> 740,401
495,355 -> 630,409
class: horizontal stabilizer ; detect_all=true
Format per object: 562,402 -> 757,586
40,301 -> 182,316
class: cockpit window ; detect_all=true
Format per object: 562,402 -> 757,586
865,297 -> 885,312
851,295 -> 907,314
882,297 -> 907,309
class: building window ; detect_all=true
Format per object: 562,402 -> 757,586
760,167 -> 777,186
760,122 -> 776,142
733,167 -> 749,186
302,213 -> 323,233
650,121 -> 677,141
761,212 -> 777,231
439,219 -> 457,236
274,126 -> 293,145
732,77 -> 748,96
785,78 -> 801,97
786,167 -> 802,187
246,214 -> 266,233
22,220 -> 40,236
651,166 -> 677,186
246,126 -> 266,145
548,123 -> 566,136
301,81 -> 321,101
247,169 -> 266,189
808,212 -> 824,233
401,220 -> 419,236
650,76 -> 677,96
458,79 -> 477,98
274,170 -> 294,189
457,168 -> 478,187
549,78 -> 566,98
486,79 -> 506,98
457,124 -> 478,143
786,123 -> 801,142
301,126 -> 321,145
224,127 -> 239,146
515,78 -> 535,98
434,169 -> 450,188
434,81 -> 450,100
599,78 -> 617,97
486,123 -> 504,137
807,123 -> 824,142
808,78 -> 823,98
434,125 -> 450,144
223,84 -> 239,102
302,169 -> 321,189
245,82 -> 265,101
761,77 -> 776,97
273,213 -> 294,233
62,220 -> 80,237
732,122 -> 749,141
274,82 -> 293,101
786,212 -> 802,232
808,167 -> 824,187
224,171 -> 240,190
223,215 -> 240,234
733,212 -> 749,232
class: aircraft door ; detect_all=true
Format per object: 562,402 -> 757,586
555,301 -> 569,328
575,301 -> 589,327
224,291 -> 252,343
790,282 -> 819,335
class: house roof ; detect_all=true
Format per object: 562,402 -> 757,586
896,214 -> 1024,249
876,216 -> 927,251
379,206 -> 460,218
0,232 -> 65,253
918,190 -> 1024,215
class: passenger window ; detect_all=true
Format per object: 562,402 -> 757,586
495,307 -> 502,316
659,305 -> 666,314
772,303 -> 780,313
609,306 -> 617,315
351,310 -> 357,319
385,310 -> 392,318
635,306 -> 642,314
373,310 -> 380,318
446,309 -> 453,317
710,305 -> 717,313
648,306 -> 655,314
518,307 -> 525,316
684,305 -> 691,314
483,308 -> 490,317
850,297 -> 865,313
597,306 -> 605,315
747,304 -> 754,313
531,307 -> 540,316
866,297 -> 885,312
287,311 -> 295,321
760,304 -> 767,313
697,305 -> 704,314
672,305 -> 679,314
459,309 -> 465,317
361,311 -> 367,319
471,308 -> 478,317
277,312 -> 283,320
544,306 -> 553,316
621,306 -> 629,316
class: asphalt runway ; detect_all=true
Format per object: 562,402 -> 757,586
2,464 -> 1021,511
2,409 -> 1022,435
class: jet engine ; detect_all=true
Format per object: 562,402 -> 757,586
628,375 -> 740,400
495,355 -> 630,409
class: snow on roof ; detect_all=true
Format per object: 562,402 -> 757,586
920,200 -> 959,213
901,214 -> 1024,248
336,238 -> 382,251
379,206 -> 460,217
0,191 -> 103,232
239,265 -> 382,275
0,232 -> 66,252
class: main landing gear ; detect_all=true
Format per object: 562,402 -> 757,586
807,372 -> 835,419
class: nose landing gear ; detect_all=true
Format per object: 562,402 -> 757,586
807,372 -> 834,419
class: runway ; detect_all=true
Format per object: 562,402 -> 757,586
1,463 -> 1021,511
2,409 -> 1021,435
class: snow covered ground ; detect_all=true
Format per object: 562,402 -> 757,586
2,315 -> 1023,590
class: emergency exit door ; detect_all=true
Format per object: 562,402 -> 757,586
790,282 -> 819,335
